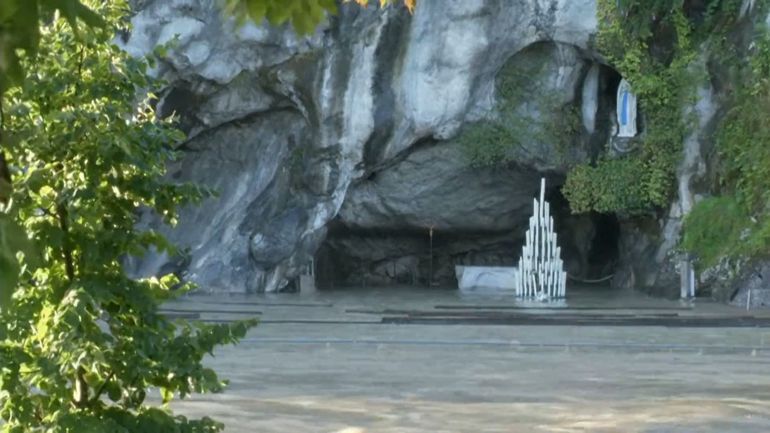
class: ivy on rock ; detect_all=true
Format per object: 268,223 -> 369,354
684,29 -> 770,269
562,0 -> 697,215
458,48 -> 582,167
561,0 -> 770,270
562,0 -> 759,216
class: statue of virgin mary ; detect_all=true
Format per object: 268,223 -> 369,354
616,78 -> 637,138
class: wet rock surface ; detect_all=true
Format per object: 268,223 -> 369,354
124,0 -> 734,296
124,0 -> 611,292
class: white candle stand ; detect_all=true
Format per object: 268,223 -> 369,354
515,178 -> 566,299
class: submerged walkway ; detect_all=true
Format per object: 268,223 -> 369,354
164,287 -> 770,432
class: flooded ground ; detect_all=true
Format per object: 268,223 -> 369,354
162,286 -> 770,432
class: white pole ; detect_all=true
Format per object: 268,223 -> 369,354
530,274 -> 536,298
562,271 -> 567,297
523,255 -> 528,297
539,200 -> 545,290
524,246 -> 532,296
539,178 -> 546,213
533,199 -> 539,285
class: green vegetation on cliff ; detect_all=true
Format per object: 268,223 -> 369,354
462,2 -> 746,215
562,0 -> 698,214
0,1 -> 259,431
458,49 -> 581,167
563,0 -> 770,269
684,29 -> 770,268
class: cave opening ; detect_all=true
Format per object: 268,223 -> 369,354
314,183 -> 622,292
545,186 -> 621,283
602,66 -> 623,109
310,50 -> 629,294
586,212 -> 621,279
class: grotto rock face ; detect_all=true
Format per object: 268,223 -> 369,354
337,141 -> 543,233
124,0 -> 606,292
612,62 -> 719,298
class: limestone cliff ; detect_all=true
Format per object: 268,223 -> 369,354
122,0 -> 615,292
124,0 -> 742,297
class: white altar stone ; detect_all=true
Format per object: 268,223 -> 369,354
455,266 -> 517,291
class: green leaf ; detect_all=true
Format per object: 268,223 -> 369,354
246,0 -> 268,22
0,0 -> 23,22
160,387 -> 174,404
106,381 -> 121,402
71,1 -> 105,28
265,2 -> 294,26
292,8 -> 313,34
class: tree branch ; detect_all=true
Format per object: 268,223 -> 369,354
90,371 -> 115,405
0,99 -> 12,208
56,203 -> 75,284
73,366 -> 89,408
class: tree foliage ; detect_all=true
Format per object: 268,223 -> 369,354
0,1 -> 256,431
0,0 -> 104,94
0,0 -> 414,430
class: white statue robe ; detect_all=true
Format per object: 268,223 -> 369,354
616,79 -> 637,138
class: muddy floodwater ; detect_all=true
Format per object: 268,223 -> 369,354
159,286 -> 770,432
